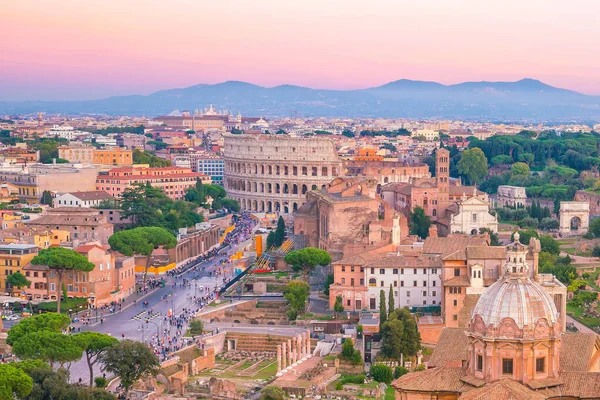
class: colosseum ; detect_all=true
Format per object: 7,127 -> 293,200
223,133 -> 342,213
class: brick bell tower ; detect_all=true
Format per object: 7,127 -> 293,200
436,148 -> 450,219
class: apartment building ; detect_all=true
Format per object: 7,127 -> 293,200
25,207 -> 114,244
96,166 -> 210,200
0,243 -> 38,294
58,146 -> 133,166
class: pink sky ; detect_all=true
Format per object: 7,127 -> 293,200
1,0 -> 599,101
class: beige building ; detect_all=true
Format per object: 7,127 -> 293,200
224,134 -> 343,214
0,164 -> 100,203
25,207 -> 114,244
497,185 -> 527,208
448,195 -> 498,234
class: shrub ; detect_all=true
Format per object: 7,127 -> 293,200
415,364 -> 426,371
593,246 -> 600,258
351,350 -> 363,366
260,386 -> 285,400
94,377 -> 107,388
370,364 -> 394,384
188,319 -> 204,335
394,366 -> 409,379
341,374 -> 366,384
519,217 -> 539,228
286,307 -> 298,321
335,382 -> 343,390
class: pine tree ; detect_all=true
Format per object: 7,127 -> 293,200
388,284 -> 395,317
274,216 -> 286,247
379,290 -> 387,330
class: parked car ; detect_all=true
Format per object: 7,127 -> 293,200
5,314 -> 20,321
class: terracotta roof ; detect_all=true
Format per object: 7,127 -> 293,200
458,379 -> 546,400
332,252 -> 386,267
444,276 -> 471,287
423,236 -> 489,257
466,246 -> 506,259
365,254 -> 443,269
443,250 -> 467,261
428,328 -> 469,368
392,367 -> 469,393
560,333 -> 599,372
64,191 -> 113,201
458,294 -> 481,328
548,371 -> 600,398
525,377 -> 563,390
75,244 -> 104,254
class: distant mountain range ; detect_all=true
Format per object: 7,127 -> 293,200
2,78 -> 600,122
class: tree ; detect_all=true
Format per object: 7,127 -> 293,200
540,235 -> 560,255
283,280 -> 310,316
334,295 -> 344,317
260,386 -> 285,400
341,338 -> 355,359
380,308 -> 421,359
40,190 -> 53,206
6,271 -> 31,292
188,319 -> 204,335
266,231 -> 276,249
457,148 -> 488,185
283,247 -> 332,275
120,183 -> 170,228
100,340 -> 160,397
590,217 -> 600,238
388,285 -> 395,317
409,206 -> 432,239
479,227 -> 500,246
0,364 -> 33,400
511,162 -> 530,176
323,274 -> 334,296
539,217 -> 560,231
379,290 -> 387,329
511,229 -> 539,245
30,248 -> 94,313
108,227 -> 177,287
73,332 -> 119,386
370,364 -> 393,384
7,313 -> 70,346
11,331 -> 83,368
132,149 -> 171,167
274,216 -> 286,247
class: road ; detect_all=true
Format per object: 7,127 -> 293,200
64,213 -> 257,383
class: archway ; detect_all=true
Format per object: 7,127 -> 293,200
559,201 -> 589,235
570,216 -> 582,231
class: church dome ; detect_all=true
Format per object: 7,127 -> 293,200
470,232 -> 559,336
472,274 -> 558,330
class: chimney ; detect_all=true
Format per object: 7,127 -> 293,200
428,225 -> 438,238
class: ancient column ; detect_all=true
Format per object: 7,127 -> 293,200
297,335 -> 302,359
282,341 -> 287,369
277,345 -> 282,373
288,339 -> 293,364
305,330 -> 311,356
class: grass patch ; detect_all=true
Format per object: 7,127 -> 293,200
253,361 -> 278,379
36,297 -> 89,314
385,386 -> 396,400
567,303 -> 600,328
207,301 -> 220,307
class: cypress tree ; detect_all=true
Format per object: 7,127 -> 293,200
379,290 -> 387,330
388,284 -> 395,317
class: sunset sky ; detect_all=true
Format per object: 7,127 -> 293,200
1,0 -> 599,101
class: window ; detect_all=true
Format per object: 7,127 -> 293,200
477,355 -> 483,371
360,278 -> 364,285
369,298 -> 376,309
432,281 -> 436,287
400,268 -> 404,274
369,278 -> 376,287
502,359 -> 514,375
472,213 -> 477,222
393,269 -> 398,274
422,290 -> 427,296
400,281 -> 404,287
380,269 -> 385,275
414,269 -> 417,275
454,268 -> 460,277
394,281 -> 397,287
432,291 -> 436,296
413,281 -> 417,287
423,281 -> 427,287
536,357 -> 545,373
371,268 -> 375,274
454,299 -> 458,306
351,278 -> 355,286
380,281 -> 384,287
351,266 -> 354,272
360,267 -> 364,273
347,299 -> 351,306
431,268 -> 437,274
406,291 -> 410,297
341,266 -> 345,272
453,314 -> 457,321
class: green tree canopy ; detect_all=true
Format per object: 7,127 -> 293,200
6,271 -> 31,291
7,312 -> 70,346
11,331 -> 83,367
283,247 -> 332,275
380,308 -> 421,359
132,149 -> 171,167
40,190 -> 53,206
511,162 -> 530,176
108,227 -> 176,286
31,247 -> 95,313
0,364 -> 33,400
511,229 -> 539,245
333,295 -> 344,317
379,290 -> 387,329
370,364 -> 394,384
457,147 -> 488,185
283,280 -> 311,316
100,340 -> 160,396
274,216 -> 286,247
540,235 -> 560,255
409,206 -> 432,239
74,332 -> 119,386
260,386 -> 285,400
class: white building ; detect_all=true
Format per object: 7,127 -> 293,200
197,157 -> 224,183
47,125 -> 79,140
497,185 -> 527,208
411,129 -> 439,141
449,195 -> 499,234
54,191 -> 113,208
364,254 -> 443,311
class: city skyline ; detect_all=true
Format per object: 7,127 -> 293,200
2,0 -> 600,101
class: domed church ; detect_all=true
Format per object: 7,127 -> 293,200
393,234 -> 600,399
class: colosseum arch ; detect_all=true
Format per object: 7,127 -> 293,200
293,184 -> 298,195
275,183 -> 280,194
559,201 -> 590,235
283,184 -> 289,194
302,184 -> 308,194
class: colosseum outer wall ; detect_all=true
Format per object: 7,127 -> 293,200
223,134 -> 343,214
